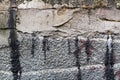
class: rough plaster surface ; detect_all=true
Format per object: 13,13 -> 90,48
0,0 -> 120,80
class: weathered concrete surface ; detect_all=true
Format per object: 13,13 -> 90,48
1,0 -> 120,80
15,32 -> 120,72
0,0 -> 10,10
17,8 -> 79,33
0,30 -> 9,46
17,8 -> 120,35
0,11 -> 9,29
0,48 -> 11,71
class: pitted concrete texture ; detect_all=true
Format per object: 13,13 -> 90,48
1,0 -> 120,80
16,32 -> 120,72
0,48 -> 11,71
0,64 -> 113,80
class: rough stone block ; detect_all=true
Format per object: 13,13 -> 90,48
17,8 -> 79,33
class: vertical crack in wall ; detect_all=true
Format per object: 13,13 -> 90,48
8,0 -> 22,80
42,36 -> 49,63
105,34 -> 115,80
31,32 -> 36,57
74,36 -> 82,80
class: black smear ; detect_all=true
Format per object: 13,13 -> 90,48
9,0 -> 22,80
31,33 -> 36,57
42,36 -> 49,61
74,36 -> 82,80
67,39 -> 71,54
104,35 -> 115,80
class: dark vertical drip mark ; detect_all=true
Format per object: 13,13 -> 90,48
73,36 -> 82,80
67,38 -> 71,54
76,0 -> 79,7
43,0 -> 47,4
88,9 -> 91,24
64,0 -> 69,5
42,36 -> 49,62
9,6 -> 22,80
31,33 -> 36,57
81,37 -> 95,63
107,0 -> 115,7
105,34 -> 115,80
85,37 -> 92,63
50,0 -> 55,7
57,0 -> 62,5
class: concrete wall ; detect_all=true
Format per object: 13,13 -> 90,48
1,0 -> 120,80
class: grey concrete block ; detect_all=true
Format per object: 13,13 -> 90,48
18,32 -> 76,72
20,64 -> 105,80
0,48 -> 11,71
17,32 -> 120,72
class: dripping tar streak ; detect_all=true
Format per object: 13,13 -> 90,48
42,36 -> 49,61
105,34 -> 115,80
73,36 -> 82,80
8,1 -> 22,80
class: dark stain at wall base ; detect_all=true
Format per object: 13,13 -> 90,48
104,34 -> 115,80
73,36 -> 82,80
8,1 -> 22,80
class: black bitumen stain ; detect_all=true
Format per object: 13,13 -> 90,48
104,35 -> 115,80
74,36 -> 82,80
9,1 -> 22,80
